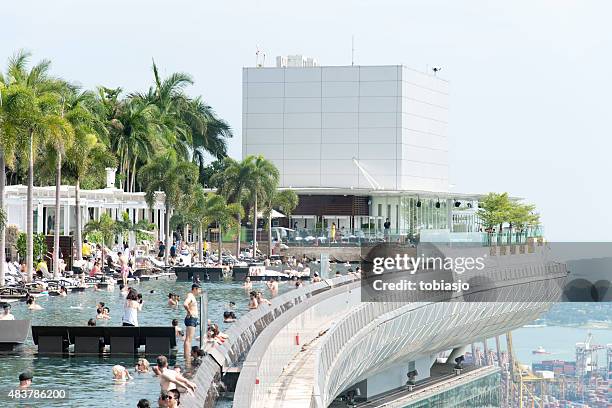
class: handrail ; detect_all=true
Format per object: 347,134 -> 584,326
181,275 -> 359,408
310,262 -> 567,407
232,276 -> 361,408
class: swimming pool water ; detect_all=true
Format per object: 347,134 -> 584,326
0,278 -> 289,407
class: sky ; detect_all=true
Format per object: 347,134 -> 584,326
3,0 -> 611,241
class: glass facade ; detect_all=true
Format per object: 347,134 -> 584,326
403,371 -> 501,408
399,196 -> 449,236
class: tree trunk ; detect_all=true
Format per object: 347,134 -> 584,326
164,201 -> 171,265
198,224 -> 203,262
252,194 -> 257,258
53,152 -> 61,278
26,130 -> 34,282
183,224 -> 189,244
235,213 -> 241,258
75,177 -> 83,261
218,225 -> 222,257
267,214 -> 272,258
0,148 -> 5,287
130,159 -> 137,193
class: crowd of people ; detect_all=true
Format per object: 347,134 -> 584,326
6,241 -> 362,407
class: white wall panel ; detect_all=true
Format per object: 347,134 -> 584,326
247,98 -> 283,114
284,173 -> 320,187
402,145 -> 448,165
322,174 -> 359,188
245,67 -> 284,83
358,143 -> 395,160
322,112 -> 358,129
246,128 -> 284,145
402,161 -> 448,179
402,114 -> 448,136
321,143 -> 358,159
359,112 -> 397,128
322,128 -> 358,144
245,113 -> 283,129
322,67 -> 360,82
359,81 -> 399,97
245,144 -> 283,159
359,97 -> 398,113
284,98 -> 321,113
357,128 -> 397,144
403,98 -> 448,121
359,159 -> 397,175
402,129 -> 447,150
359,66 -> 399,81
285,82 -> 321,97
285,67 -> 321,82
402,82 -> 448,108
284,144 -> 321,160
284,160 -> 321,175
284,113 -> 321,128
322,97 -> 359,113
322,82 -> 360,97
284,128 -> 322,144
322,159 -> 358,174
247,82 -> 285,98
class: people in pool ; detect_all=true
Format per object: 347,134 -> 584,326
183,284 -> 202,361
26,296 -> 43,310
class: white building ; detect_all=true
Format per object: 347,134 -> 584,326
4,171 -> 166,242
243,63 -> 479,238
243,64 -> 449,192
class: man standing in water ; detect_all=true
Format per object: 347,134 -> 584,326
183,284 -> 202,361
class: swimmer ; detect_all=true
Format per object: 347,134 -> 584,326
157,356 -> 196,395
0,304 -> 15,320
312,273 -> 321,283
223,311 -> 236,323
256,292 -> 271,306
172,318 -> 184,340
135,358 -> 150,373
26,297 -> 43,310
243,276 -> 252,290
168,293 -> 178,306
112,365 -> 132,381
87,318 -> 96,326
266,278 -> 278,297
248,292 -> 258,309
59,286 -> 68,297
18,372 -> 33,388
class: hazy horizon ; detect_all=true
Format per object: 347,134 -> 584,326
4,0 -> 611,242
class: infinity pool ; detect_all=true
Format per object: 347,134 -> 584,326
0,278 -> 288,407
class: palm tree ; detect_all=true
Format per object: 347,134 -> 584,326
138,152 -> 198,264
3,50 -> 68,281
245,156 -> 279,257
142,61 -> 232,166
172,185 -> 207,261
211,158 -> 253,256
203,194 -> 243,257
100,88 -> 159,192
83,213 -> 116,271
63,90 -> 112,261
264,190 -> 299,257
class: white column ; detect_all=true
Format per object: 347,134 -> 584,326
36,203 -> 43,234
134,208 -> 139,223
160,209 -> 165,239
64,204 -> 70,235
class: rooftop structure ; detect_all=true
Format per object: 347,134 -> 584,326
243,64 -> 449,192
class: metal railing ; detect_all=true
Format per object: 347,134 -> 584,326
180,275 -> 359,408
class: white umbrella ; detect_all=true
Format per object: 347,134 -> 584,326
256,209 -> 286,219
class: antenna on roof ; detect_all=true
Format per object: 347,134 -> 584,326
351,35 -> 355,66
255,46 -> 266,68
